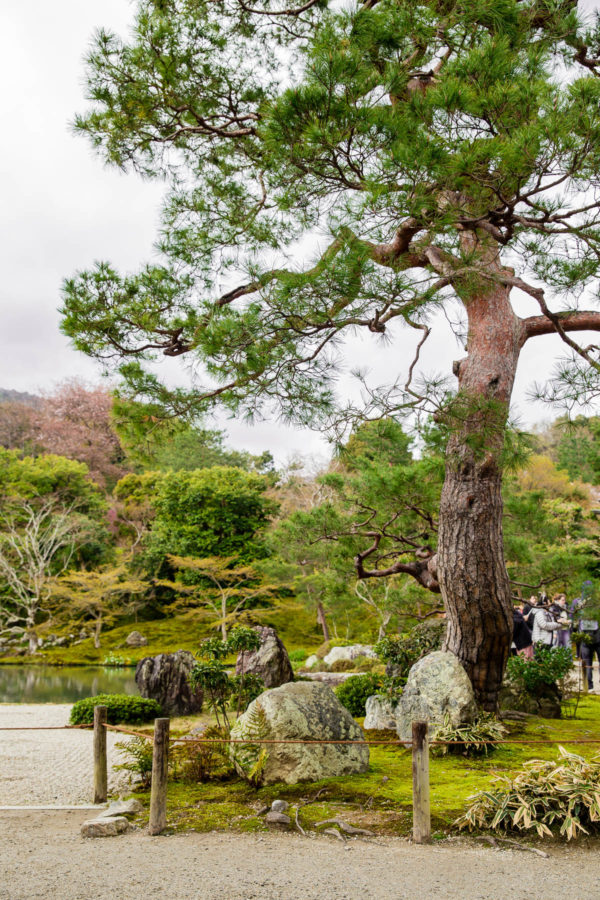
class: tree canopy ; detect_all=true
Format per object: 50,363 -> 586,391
62,0 -> 600,425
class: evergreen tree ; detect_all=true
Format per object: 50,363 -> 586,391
62,0 -> 600,707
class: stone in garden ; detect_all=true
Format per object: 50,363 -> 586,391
230,681 -> 369,785
271,799 -> 289,813
97,798 -> 143,819
322,644 -> 377,667
235,626 -> 293,689
81,816 -> 131,838
394,650 -> 476,742
499,680 -> 561,719
135,650 -> 203,715
303,654 -> 319,670
363,695 -> 397,731
125,630 -> 148,648
265,811 -> 291,826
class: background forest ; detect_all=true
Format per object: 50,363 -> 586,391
0,379 -> 598,661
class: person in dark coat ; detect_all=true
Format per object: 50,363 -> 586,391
513,606 -> 534,659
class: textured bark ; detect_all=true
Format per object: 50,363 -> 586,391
317,601 -> 330,641
438,251 -> 521,710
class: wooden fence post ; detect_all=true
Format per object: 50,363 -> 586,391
149,717 -> 170,835
93,705 -> 108,804
412,720 -> 431,844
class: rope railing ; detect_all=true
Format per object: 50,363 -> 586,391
5,704 -> 599,844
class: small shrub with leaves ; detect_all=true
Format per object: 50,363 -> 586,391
69,694 -> 162,725
330,658 -> 356,672
288,648 -> 308,663
335,674 -> 382,718
190,625 -> 266,727
457,747 -> 600,840
228,673 -> 265,712
171,726 -> 232,783
432,713 -> 508,757
103,654 -> 130,667
506,645 -> 573,693
375,620 -> 445,683
113,735 -> 154,788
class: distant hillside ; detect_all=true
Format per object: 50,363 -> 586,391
0,388 -> 41,407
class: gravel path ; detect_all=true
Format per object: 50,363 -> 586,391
0,704 -> 132,806
1,810 -> 599,900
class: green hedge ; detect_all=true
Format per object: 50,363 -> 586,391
69,693 -> 162,725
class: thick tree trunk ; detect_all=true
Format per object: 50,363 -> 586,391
438,256 -> 522,710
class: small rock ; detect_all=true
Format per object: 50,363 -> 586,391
271,800 -> 289,813
322,644 -> 377,667
125,630 -> 148,648
303,655 -> 319,670
265,811 -> 291,826
97,799 -> 143,819
81,816 -> 131,838
364,695 -> 397,731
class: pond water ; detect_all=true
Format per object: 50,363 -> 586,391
0,665 -> 139,704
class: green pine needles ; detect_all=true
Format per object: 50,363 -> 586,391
62,0 -> 600,428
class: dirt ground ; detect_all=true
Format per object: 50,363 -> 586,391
1,809 -> 599,900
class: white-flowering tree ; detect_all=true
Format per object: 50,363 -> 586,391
0,500 -> 92,653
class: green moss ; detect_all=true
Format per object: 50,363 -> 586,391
124,698 -> 600,838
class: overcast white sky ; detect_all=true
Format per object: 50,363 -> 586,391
1,0 -> 599,464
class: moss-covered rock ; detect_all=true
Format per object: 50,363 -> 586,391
230,681 -> 369,785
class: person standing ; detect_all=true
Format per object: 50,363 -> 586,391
531,601 -> 561,653
549,593 -> 571,648
513,605 -> 534,659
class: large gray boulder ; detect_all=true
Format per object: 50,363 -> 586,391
235,626 -> 293,689
135,650 -> 203,716
364,695 -> 397,731
395,650 -> 476,742
230,681 -> 369,785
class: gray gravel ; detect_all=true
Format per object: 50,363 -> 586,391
0,704 -> 132,805
1,811 -> 599,900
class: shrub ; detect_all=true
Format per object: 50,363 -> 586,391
288,648 -> 308,663
69,693 -> 162,725
190,626 -> 265,728
354,656 -> 378,673
375,620 -> 445,683
113,735 -> 154,788
506,645 -> 573,692
335,674 -> 382,718
457,747 -> 600,840
171,726 -> 232,783
228,673 -> 265,712
431,713 -> 508,757
330,658 -> 356,672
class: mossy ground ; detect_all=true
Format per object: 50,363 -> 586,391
125,696 -> 600,839
0,602 -> 324,667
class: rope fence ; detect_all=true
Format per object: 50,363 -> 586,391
4,706 -> 600,843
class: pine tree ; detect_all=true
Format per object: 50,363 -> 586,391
62,0 -> 600,708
